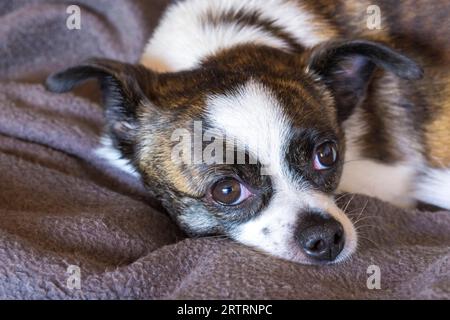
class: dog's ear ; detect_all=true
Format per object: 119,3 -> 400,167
46,58 -> 156,158
306,40 -> 423,122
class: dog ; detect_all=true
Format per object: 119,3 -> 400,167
45,0 -> 450,264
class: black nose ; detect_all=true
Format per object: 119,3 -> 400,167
297,213 -> 345,262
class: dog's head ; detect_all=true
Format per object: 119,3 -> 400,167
46,40 -> 422,264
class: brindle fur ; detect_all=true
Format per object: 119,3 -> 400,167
301,0 -> 450,165
46,0 -> 450,236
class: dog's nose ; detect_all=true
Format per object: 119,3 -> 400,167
297,213 -> 345,262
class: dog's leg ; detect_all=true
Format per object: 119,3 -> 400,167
415,168 -> 450,210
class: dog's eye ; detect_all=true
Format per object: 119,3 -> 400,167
313,141 -> 338,170
210,178 -> 252,206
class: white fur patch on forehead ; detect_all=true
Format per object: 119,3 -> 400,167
206,79 -> 293,179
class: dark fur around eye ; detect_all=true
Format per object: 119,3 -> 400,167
285,128 -> 342,192
200,164 -> 273,224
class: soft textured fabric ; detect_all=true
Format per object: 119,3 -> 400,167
0,0 -> 448,299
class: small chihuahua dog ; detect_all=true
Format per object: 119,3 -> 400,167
46,0 -> 450,264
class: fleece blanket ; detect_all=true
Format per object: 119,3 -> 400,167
0,0 -> 449,299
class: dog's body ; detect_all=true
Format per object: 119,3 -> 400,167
47,0 -> 450,264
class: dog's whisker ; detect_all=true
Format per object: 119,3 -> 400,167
358,236 -> 381,250
354,215 -> 380,226
334,192 -> 351,202
356,199 -> 369,222
342,193 -> 356,215
347,208 -> 373,223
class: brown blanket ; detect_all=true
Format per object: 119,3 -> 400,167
0,0 -> 449,299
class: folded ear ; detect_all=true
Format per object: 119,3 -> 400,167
307,40 -> 423,122
46,58 -> 156,159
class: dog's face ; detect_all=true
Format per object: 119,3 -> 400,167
47,40 -> 421,264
